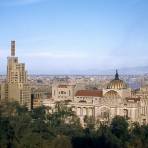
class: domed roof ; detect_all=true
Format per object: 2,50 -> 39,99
107,70 -> 127,89
104,90 -> 120,97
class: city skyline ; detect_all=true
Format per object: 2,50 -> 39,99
0,0 -> 148,74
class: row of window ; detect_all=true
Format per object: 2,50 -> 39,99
53,90 -> 71,96
76,107 -> 93,116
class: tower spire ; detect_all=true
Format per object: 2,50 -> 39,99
115,69 -> 119,80
11,40 -> 15,56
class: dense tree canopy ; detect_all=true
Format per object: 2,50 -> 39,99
0,101 -> 148,148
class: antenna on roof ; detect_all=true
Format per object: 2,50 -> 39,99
115,69 -> 119,80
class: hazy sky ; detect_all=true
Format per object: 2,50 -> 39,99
0,0 -> 148,74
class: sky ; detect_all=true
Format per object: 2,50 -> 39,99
0,0 -> 148,74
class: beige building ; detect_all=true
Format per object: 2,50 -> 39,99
73,71 -> 147,125
47,71 -> 148,125
31,87 -> 49,109
71,90 -> 103,124
52,83 -> 75,101
0,83 -> 8,102
0,41 -> 31,109
132,85 -> 148,124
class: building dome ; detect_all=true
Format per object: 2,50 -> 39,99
104,90 -> 120,98
107,70 -> 127,89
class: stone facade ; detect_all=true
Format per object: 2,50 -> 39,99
52,83 -> 75,101
45,71 -> 148,125
0,41 -> 31,109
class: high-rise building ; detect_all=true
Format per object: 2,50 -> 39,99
6,41 -> 31,109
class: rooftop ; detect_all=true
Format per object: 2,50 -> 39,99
75,90 -> 103,97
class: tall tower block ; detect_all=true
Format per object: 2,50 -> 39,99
7,41 -> 31,109
11,40 -> 15,56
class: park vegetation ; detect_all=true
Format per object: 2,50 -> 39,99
0,101 -> 148,148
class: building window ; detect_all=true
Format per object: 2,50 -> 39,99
77,108 -> 81,116
142,119 -> 146,125
83,108 -> 87,116
123,109 -> 128,119
88,108 -> 93,116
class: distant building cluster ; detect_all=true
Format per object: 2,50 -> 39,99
0,41 -> 148,125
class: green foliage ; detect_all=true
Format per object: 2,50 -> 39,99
31,106 -> 46,120
128,123 -> 148,148
0,117 -> 15,148
47,101 -> 83,137
110,116 -> 129,147
51,135 -> 72,148
1,102 -> 148,148
111,116 -> 129,139
84,115 -> 95,129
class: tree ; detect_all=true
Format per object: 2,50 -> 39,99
0,117 -> 15,148
84,116 -> 96,129
0,102 -> 20,117
93,124 -> 121,148
129,123 -> 148,148
47,101 -> 82,137
31,106 -> 46,120
110,116 -> 129,147
51,135 -> 72,148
